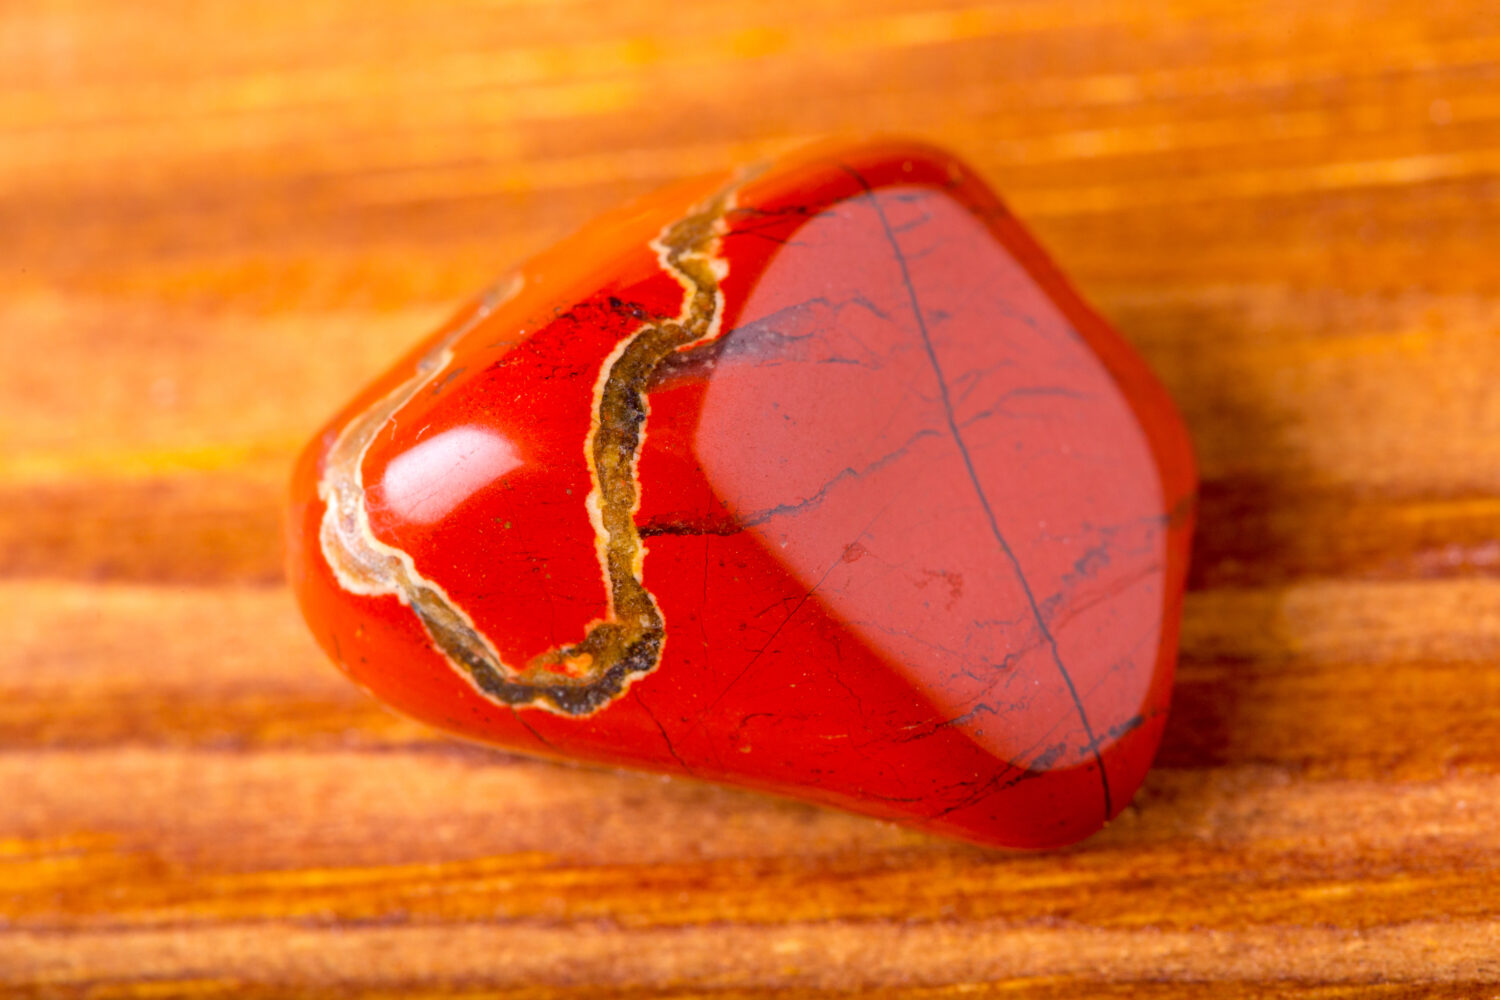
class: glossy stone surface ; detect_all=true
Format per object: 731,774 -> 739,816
286,139 -> 1196,850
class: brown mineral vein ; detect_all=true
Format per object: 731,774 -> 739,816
319,185 -> 740,716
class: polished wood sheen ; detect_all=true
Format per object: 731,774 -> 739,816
3,0 -> 1499,994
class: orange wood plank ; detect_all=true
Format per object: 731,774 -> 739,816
3,0 -> 1499,993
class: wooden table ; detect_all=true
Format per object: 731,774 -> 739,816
4,0 -> 1498,994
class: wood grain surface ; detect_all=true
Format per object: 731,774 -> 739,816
4,0 -> 1499,995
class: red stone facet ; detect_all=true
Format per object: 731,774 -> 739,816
286,139 -> 1196,850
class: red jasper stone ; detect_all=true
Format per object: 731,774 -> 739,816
286,139 -> 1196,850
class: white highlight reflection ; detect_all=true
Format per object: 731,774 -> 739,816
381,426 -> 521,524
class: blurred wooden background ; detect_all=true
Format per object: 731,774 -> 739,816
3,0 -> 1499,995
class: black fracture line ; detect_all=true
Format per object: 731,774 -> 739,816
842,165 -> 1113,819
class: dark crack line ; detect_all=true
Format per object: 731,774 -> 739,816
703,502 -> 892,717
636,692 -> 693,774
959,385 -> 1092,426
724,230 -> 813,248
640,425 -> 941,539
843,164 -> 1113,820
824,632 -> 869,725
512,708 -> 556,751
703,558 -> 840,716
654,294 -> 894,385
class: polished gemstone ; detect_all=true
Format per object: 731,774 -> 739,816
286,139 -> 1196,850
